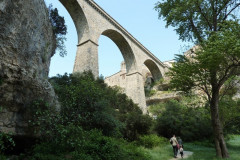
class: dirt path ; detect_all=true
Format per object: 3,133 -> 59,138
170,151 -> 193,160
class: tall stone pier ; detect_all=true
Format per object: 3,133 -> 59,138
60,0 -> 168,112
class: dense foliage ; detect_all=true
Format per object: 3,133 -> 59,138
166,21 -> 240,158
0,133 -> 15,154
137,134 -> 168,149
19,72 -> 153,159
155,0 -> 240,43
219,96 -> 240,134
151,100 -> 212,142
22,126 -> 150,160
49,72 -> 152,140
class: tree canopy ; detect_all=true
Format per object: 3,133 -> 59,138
155,0 -> 240,43
167,21 -> 240,158
169,21 -> 240,99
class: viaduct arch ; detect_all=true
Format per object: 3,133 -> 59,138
59,0 -> 167,112
144,59 -> 163,81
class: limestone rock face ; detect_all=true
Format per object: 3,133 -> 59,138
0,0 -> 58,135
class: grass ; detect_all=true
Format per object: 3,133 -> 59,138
184,135 -> 240,160
1,135 -> 239,160
145,135 -> 240,160
143,144 -> 174,160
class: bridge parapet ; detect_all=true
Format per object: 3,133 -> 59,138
83,0 -> 166,68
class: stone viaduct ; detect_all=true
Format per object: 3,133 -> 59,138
59,0 -> 168,112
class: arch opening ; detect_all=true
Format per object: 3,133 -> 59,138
59,0 -> 89,44
144,59 -> 162,82
98,35 -> 124,77
101,29 -> 136,74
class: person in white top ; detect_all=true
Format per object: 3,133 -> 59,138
179,145 -> 184,158
170,135 -> 178,158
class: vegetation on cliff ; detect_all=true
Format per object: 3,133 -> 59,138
48,4 -> 67,57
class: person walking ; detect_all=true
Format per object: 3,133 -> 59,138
170,135 -> 178,158
178,137 -> 183,148
179,145 -> 184,158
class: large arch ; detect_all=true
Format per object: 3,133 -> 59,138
51,0 -> 166,112
101,29 -> 136,73
59,0 -> 89,44
144,59 -> 162,81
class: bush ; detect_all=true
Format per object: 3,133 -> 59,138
49,72 -> 123,137
219,96 -> 240,134
0,155 -> 7,160
154,100 -> 212,141
124,112 -> 153,141
0,132 -> 15,154
24,125 -> 150,160
145,89 -> 157,97
148,103 -> 166,116
23,72 -> 153,159
49,72 -> 153,140
137,134 -> 168,148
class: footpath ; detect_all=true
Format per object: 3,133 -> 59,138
170,151 -> 193,160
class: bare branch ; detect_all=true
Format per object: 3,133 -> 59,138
222,3 -> 240,21
198,85 -> 211,102
216,0 -> 232,17
219,77 -> 239,101
218,63 -> 240,89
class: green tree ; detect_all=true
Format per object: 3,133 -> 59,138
48,4 -> 67,57
25,72 -> 152,159
219,96 -> 240,134
49,72 -> 123,137
167,21 -> 240,158
49,72 -> 152,141
155,0 -> 240,43
153,100 -> 212,141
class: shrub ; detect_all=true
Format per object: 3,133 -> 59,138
148,103 -> 166,116
23,72 -> 154,159
0,132 -> 15,154
49,72 -> 153,140
219,96 -> 240,134
145,89 -> 157,97
154,100 -> 212,141
49,72 -> 124,137
124,112 -> 153,141
0,155 -> 7,160
24,125 -> 150,160
137,134 -> 168,148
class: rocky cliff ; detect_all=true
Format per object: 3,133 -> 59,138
0,0 -> 58,135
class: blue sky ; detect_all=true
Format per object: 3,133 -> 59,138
45,0 -> 192,77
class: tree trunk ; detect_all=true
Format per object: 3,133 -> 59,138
210,92 -> 229,158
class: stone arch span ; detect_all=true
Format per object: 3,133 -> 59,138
59,0 -> 89,44
144,59 -> 163,81
101,29 -> 136,73
53,0 -> 167,112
